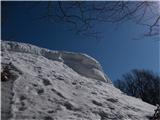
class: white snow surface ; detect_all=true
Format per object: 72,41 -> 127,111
1,41 -> 110,83
1,41 -> 155,120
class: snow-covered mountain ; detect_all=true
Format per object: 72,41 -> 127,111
1,41 -> 155,120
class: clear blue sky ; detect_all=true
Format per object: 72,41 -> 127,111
2,2 -> 160,81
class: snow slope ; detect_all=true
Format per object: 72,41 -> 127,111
1,41 -> 155,120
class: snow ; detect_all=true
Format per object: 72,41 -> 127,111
1,40 -> 155,120
1,41 -> 111,83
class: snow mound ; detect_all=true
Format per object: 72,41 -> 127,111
1,41 -> 111,83
1,40 -> 155,120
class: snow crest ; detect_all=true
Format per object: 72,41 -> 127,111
1,41 -> 111,83
1,40 -> 155,120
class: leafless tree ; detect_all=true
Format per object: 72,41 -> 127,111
2,1 -> 160,39
114,69 -> 160,105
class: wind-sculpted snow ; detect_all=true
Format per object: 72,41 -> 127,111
1,41 -> 110,82
1,40 -> 155,120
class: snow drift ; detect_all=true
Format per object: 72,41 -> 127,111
1,40 -> 155,120
1,41 -> 110,83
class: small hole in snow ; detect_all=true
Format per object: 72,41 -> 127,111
37,89 -> 44,95
42,79 -> 52,86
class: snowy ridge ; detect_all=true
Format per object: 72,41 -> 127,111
1,40 -> 155,120
1,41 -> 111,82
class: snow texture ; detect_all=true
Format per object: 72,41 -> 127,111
1,41 -> 110,83
1,40 -> 155,120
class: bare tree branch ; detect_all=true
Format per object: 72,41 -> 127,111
2,1 -> 160,39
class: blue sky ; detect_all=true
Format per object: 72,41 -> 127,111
2,2 -> 160,81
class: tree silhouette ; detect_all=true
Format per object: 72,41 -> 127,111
114,69 -> 160,105
2,1 -> 160,39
